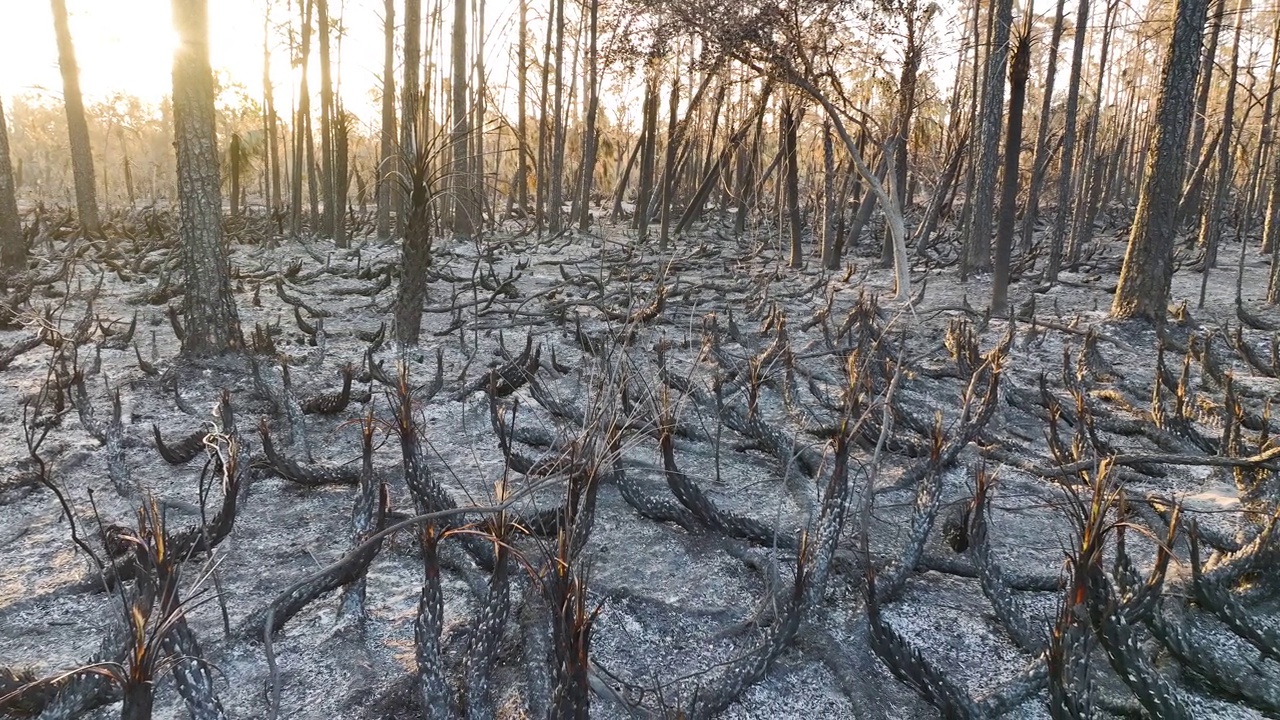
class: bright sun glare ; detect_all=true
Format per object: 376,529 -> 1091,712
0,0 -> 441,124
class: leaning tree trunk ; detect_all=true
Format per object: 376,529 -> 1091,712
50,0 -> 100,237
991,22 -> 1030,315
377,0 -> 395,241
0,97 -> 22,275
1112,0 -> 1210,321
964,0 -> 1012,276
172,0 -> 244,356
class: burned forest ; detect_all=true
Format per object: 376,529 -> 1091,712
3,0 -> 1280,718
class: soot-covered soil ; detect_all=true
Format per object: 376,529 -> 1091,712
1,212 -> 1279,720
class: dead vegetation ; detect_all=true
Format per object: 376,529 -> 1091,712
0,204 -> 1278,720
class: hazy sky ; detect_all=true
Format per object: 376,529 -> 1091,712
0,0 -> 521,127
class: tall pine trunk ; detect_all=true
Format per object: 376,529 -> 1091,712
1046,0 -> 1090,282
0,97 -> 22,274
377,0 -> 395,240
50,0 -> 100,237
992,23 -> 1031,314
962,0 -> 1013,274
1112,0 -> 1210,320
172,0 -> 243,355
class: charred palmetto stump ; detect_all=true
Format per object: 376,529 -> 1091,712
153,424 -> 207,465
415,525 -> 453,720
658,412 -> 799,550
452,333 -> 541,401
968,470 -> 1044,653
337,411 -> 385,629
462,516 -> 513,720
301,362 -> 353,414
257,419 -> 358,485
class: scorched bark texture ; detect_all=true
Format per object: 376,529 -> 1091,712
172,0 -> 244,355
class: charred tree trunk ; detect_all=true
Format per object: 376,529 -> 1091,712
781,96 -> 803,268
1046,0 -> 1090,282
992,23 -> 1031,314
399,0 -> 422,238
967,0 -> 1012,276
0,98 -> 22,275
451,0 -> 475,238
172,0 -> 244,356
1196,0 -> 1244,270
377,0 -> 395,240
317,0 -> 338,243
263,9 -> 282,215
50,0 -> 100,237
1112,0 -> 1210,321
575,0 -> 600,231
1020,0 -> 1067,255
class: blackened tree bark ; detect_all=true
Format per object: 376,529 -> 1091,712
393,153 -> 433,347
1112,0 -> 1210,321
399,0 -> 422,238
576,0 -> 600,231
317,0 -> 337,243
172,0 -> 244,355
1020,0 -> 1068,254
965,0 -> 1011,275
263,8 -> 283,215
883,0 -> 933,268
1196,0 -> 1243,270
450,0 -> 475,238
0,97 -> 22,275
377,0 -> 395,241
50,0 -> 100,237
991,22 -> 1031,315
1046,0 -> 1090,282
781,96 -> 803,268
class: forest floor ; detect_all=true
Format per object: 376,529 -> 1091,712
0,209 -> 1278,720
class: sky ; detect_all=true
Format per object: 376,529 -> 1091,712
0,0 -> 452,126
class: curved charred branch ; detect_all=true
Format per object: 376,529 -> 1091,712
453,334 -> 541,401
257,419 -> 358,485
415,526 -> 452,720
976,654 -> 1050,717
606,284 -> 667,324
85,443 -> 244,593
153,425 -> 207,465
275,275 -> 331,317
301,363 -> 353,414
658,419 -> 799,550
338,412 -> 384,628
293,305 -> 317,336
0,333 -> 45,371
890,346 -> 1004,492
1201,506 -> 1280,587
166,303 -> 186,343
239,484 -> 387,640
866,572 -> 983,719
671,372 -> 824,478
608,441 -> 701,531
